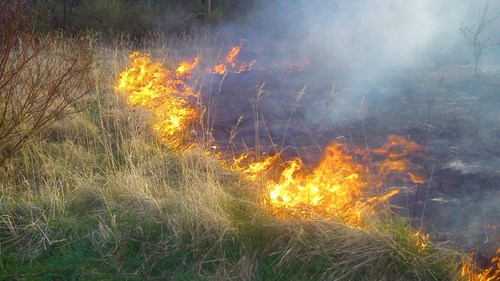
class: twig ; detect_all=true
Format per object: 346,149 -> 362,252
419,163 -> 435,232
413,98 -> 435,214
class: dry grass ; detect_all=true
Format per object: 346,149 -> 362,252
0,32 -> 471,280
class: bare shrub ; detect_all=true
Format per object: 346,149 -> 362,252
0,1 -> 94,168
459,0 -> 500,78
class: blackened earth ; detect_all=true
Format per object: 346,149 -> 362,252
202,64 -> 500,259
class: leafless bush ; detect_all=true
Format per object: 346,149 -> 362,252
0,1 -> 94,168
459,0 -> 500,79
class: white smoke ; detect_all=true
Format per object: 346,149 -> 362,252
245,0 -> 500,78
231,0 -> 500,124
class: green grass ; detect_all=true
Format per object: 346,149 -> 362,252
0,33 -> 470,280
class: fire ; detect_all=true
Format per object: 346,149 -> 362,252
264,135 -> 423,225
266,145 -> 369,223
226,46 -> 240,68
176,57 -> 199,77
116,52 -> 198,146
231,152 -> 279,181
412,231 -> 429,253
211,43 -> 256,75
115,52 -> 423,227
115,46 -> 500,281
211,63 -> 228,75
462,248 -> 500,281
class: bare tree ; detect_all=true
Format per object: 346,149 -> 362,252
459,0 -> 500,78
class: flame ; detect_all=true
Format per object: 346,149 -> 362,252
211,63 -> 228,75
264,135 -> 423,225
176,57 -> 199,77
412,231 -> 429,253
226,46 -> 240,68
211,44 -> 256,75
266,145 -> 368,224
116,52 -> 198,146
231,152 -> 279,181
462,248 -> 500,281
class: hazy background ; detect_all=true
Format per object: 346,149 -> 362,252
217,0 -> 500,127
242,0 -> 500,73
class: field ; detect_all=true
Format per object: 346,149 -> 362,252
1,28 -> 499,281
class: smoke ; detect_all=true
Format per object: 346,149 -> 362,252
195,0 -> 500,85
248,0 -> 499,74
303,1 -> 436,75
213,0 -> 499,125
205,0 -> 500,144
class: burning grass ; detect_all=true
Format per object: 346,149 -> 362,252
116,51 -> 198,147
210,42 -> 256,75
115,47 -> 424,227
0,33 -> 496,280
462,249 -> 500,281
263,135 -> 424,225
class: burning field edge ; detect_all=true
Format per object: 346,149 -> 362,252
0,33 -> 498,281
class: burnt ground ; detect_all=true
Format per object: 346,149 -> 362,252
201,63 -> 500,258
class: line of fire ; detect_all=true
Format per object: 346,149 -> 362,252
116,42 -> 499,281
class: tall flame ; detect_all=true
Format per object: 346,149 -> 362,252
116,52 -> 198,146
263,135 -> 423,225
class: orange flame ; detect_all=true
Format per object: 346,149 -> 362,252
226,45 -> 240,68
116,52 -> 424,227
462,248 -> 500,281
211,63 -> 228,75
231,152 -> 279,181
116,52 -> 198,147
211,44 -> 256,75
176,57 -> 199,77
263,135 -> 423,225
412,231 -> 429,253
